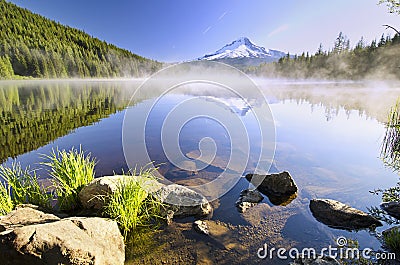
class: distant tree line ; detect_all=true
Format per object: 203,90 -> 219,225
379,0 -> 400,15
0,0 -> 162,79
246,32 -> 400,80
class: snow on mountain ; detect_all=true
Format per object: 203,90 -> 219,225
197,37 -> 286,62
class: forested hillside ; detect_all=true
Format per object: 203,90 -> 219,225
0,0 -> 161,79
247,32 -> 400,80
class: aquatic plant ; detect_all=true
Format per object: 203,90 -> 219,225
42,147 -> 96,212
383,227 -> 400,256
370,100 -> 400,258
102,167 -> 165,239
0,180 -> 13,215
369,100 -> 400,221
0,162 -> 53,210
382,100 -> 400,172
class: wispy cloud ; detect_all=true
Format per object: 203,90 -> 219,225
203,10 -> 229,35
218,11 -> 228,21
203,26 -> 212,35
268,24 -> 289,38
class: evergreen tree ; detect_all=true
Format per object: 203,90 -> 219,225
0,55 -> 13,78
379,0 -> 400,14
251,32 -> 400,80
0,0 -> 162,79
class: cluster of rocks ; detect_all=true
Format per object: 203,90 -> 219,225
233,171 -> 299,213
0,205 -> 124,265
238,171 -> 383,231
245,171 -> 298,206
0,175 -> 215,264
1,169 -> 394,264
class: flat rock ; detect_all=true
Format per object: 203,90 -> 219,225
381,201 -> 400,220
235,189 -> 264,213
0,208 -> 124,265
79,175 -> 163,210
155,184 -> 212,218
245,171 -> 297,205
310,199 -> 382,230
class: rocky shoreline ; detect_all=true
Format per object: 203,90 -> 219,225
0,171 -> 393,264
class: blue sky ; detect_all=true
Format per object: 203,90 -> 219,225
9,0 -> 400,62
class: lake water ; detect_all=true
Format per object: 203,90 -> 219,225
1,79 -> 400,264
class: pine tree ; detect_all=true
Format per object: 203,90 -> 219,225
0,55 -> 13,78
0,0 -> 161,79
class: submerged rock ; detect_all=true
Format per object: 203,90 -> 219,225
380,201 -> 400,220
79,175 -> 163,210
309,199 -> 382,230
155,184 -> 212,218
193,220 -> 209,235
291,255 -> 340,265
245,171 -> 297,206
235,189 -> 264,213
0,207 -> 124,265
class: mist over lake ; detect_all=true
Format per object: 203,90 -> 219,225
1,78 -> 400,263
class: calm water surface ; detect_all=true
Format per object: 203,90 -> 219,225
1,79 -> 400,263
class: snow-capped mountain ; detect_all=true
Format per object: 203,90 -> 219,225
197,37 -> 287,65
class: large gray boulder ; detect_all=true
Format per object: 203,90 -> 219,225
380,201 -> 400,220
154,184 -> 212,218
80,175 -> 212,219
310,199 -> 382,230
245,171 -> 297,205
79,175 -> 163,210
0,207 -> 124,265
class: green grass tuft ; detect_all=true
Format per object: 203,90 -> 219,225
103,167 -> 165,239
0,181 -> 13,215
382,99 -> 400,171
42,146 -> 96,212
0,162 -> 52,210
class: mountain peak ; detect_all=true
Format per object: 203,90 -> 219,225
197,37 -> 286,64
234,37 -> 252,44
